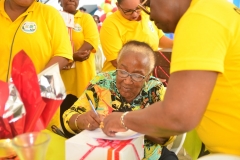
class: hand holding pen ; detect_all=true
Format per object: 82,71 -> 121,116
85,93 -> 98,116
73,93 -> 101,131
82,93 -> 104,130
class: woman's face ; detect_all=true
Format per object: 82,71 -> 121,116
116,52 -> 150,102
117,0 -> 142,21
61,0 -> 79,14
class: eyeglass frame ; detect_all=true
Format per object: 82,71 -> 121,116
116,69 -> 148,82
118,4 -> 142,15
118,0 -> 150,16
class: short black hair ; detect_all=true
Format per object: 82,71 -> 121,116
79,7 -> 86,12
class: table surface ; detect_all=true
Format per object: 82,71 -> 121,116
42,129 -> 66,160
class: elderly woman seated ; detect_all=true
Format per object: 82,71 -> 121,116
62,40 -> 178,160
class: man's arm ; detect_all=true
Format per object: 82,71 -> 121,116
159,35 -> 173,48
44,56 -> 69,70
103,70 -> 218,137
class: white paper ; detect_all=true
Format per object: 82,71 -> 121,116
66,129 -> 144,160
87,128 -> 144,140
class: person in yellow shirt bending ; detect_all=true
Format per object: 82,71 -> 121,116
59,0 -> 99,98
102,0 -> 240,157
100,0 -> 173,72
0,0 -> 73,82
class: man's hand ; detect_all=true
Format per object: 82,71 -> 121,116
102,112 -> 127,136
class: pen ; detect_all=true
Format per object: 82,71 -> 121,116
85,93 -> 98,115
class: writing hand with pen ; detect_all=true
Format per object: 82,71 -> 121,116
74,93 -> 105,131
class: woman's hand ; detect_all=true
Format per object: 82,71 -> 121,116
76,110 -> 102,131
73,50 -> 90,62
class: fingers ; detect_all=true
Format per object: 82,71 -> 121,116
85,110 -> 102,130
101,112 -> 126,136
73,50 -> 91,62
62,62 -> 74,70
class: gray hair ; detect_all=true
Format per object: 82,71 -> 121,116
117,40 -> 155,73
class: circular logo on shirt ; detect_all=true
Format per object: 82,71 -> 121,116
148,21 -> 155,32
73,23 -> 82,32
21,22 -> 37,33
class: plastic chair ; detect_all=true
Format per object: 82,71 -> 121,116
198,154 -> 240,160
170,133 -> 187,155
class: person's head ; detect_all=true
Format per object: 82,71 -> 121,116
79,7 -> 86,12
59,0 -> 79,14
149,0 -> 191,33
93,15 -> 100,24
116,40 -> 155,102
116,0 -> 143,21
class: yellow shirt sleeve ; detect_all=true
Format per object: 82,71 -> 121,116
45,5 -> 73,60
100,17 -> 123,62
81,13 -> 99,51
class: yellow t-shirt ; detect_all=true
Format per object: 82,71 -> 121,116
171,0 -> 240,155
0,0 -> 73,82
61,11 -> 99,98
100,11 -> 164,72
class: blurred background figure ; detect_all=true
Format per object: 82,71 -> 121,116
93,15 -> 102,32
79,7 -> 86,12
94,5 -> 105,18
100,0 -> 173,72
59,0 -> 99,98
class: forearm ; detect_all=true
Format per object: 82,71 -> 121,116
44,56 -> 69,70
123,102 -> 185,137
159,35 -> 173,48
122,71 -> 217,137
73,41 -> 94,61
77,41 -> 94,52
68,114 -> 86,132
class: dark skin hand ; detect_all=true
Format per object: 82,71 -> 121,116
69,110 -> 104,132
73,41 -> 93,62
63,41 -> 94,69
45,56 -> 69,70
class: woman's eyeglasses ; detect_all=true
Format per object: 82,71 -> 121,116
118,0 -> 150,15
116,69 -> 146,82
118,5 -> 142,15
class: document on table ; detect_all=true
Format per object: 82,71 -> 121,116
86,128 -> 144,140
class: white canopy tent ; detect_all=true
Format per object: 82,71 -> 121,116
45,0 -> 105,11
